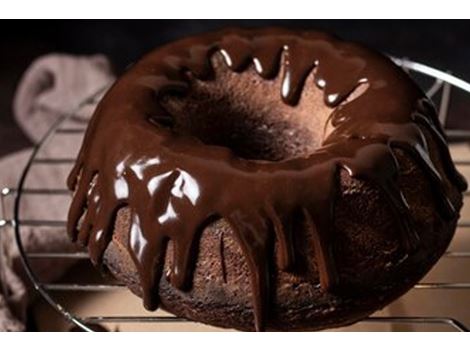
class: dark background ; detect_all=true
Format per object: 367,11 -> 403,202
2,20 -> 470,157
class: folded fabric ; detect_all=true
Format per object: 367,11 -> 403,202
13,54 -> 112,143
0,54 -> 114,331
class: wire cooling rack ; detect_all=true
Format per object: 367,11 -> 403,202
0,58 -> 469,332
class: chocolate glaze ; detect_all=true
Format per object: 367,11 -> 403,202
67,28 -> 467,331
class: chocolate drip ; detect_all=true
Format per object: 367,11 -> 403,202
67,28 -> 466,331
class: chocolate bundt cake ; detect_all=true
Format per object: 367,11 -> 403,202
67,28 -> 467,331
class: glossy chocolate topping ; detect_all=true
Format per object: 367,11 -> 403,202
67,28 -> 467,331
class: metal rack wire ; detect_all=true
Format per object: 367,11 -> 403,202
0,58 -> 469,332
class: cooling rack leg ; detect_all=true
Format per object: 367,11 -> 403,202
0,187 -> 12,299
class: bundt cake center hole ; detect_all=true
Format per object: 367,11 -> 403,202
159,53 -> 333,162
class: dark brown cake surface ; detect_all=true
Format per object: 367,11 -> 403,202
67,28 -> 467,331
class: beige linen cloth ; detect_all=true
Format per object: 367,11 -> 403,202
0,53 -> 469,332
0,54 -> 114,331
